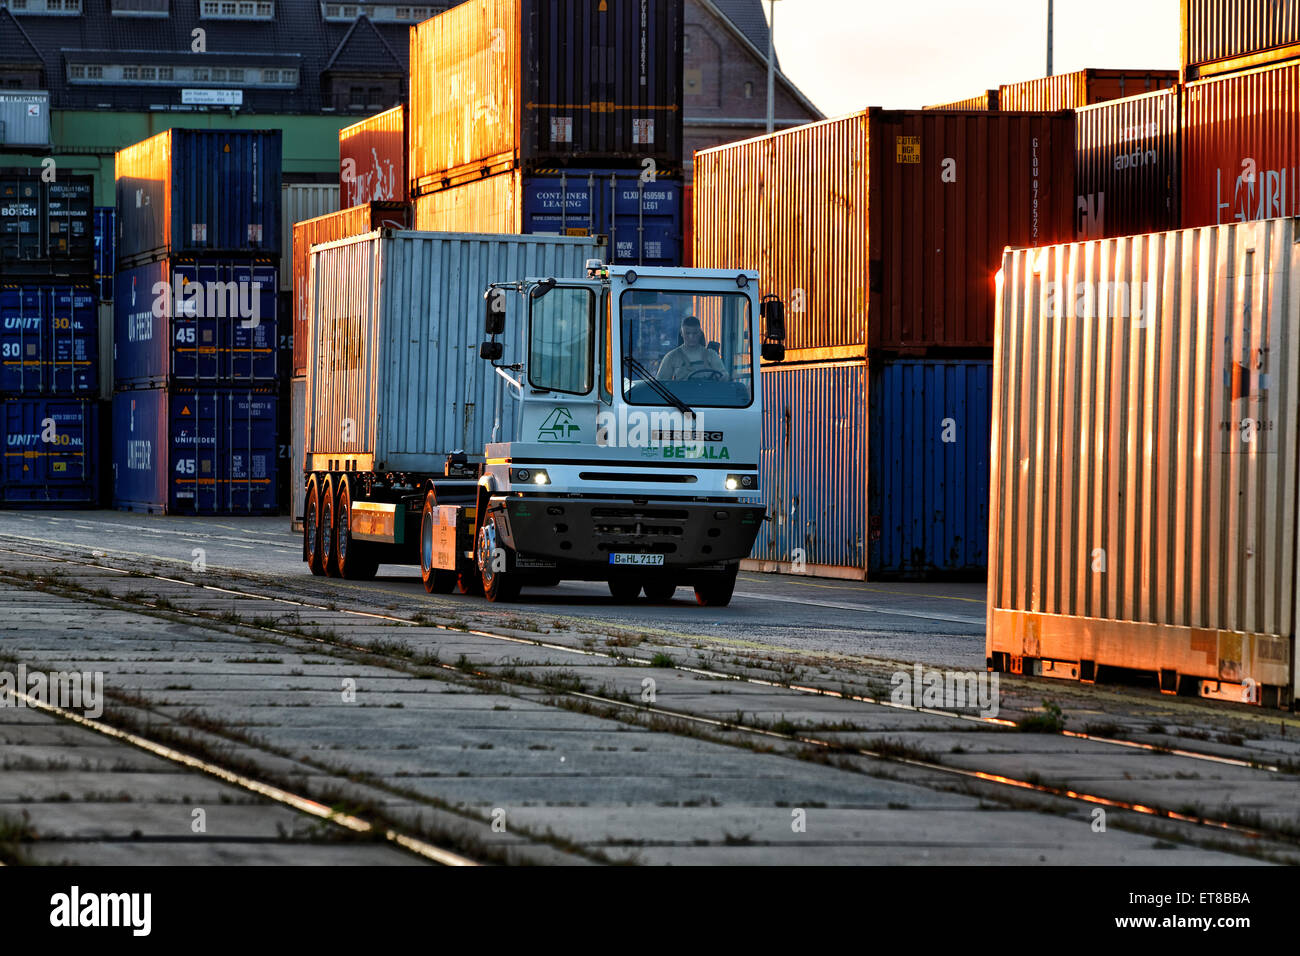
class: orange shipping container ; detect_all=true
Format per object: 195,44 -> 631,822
291,202 -> 411,376
924,90 -> 999,111
694,109 -> 1076,353
411,172 -> 523,233
1182,0 -> 1300,80
999,68 -> 1177,111
339,105 -> 407,207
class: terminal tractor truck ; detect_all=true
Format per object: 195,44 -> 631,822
301,230 -> 784,605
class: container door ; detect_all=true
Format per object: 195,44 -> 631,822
226,261 -> 279,384
49,286 -> 97,395
1,286 -> 45,394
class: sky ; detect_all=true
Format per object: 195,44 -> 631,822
766,0 -> 1182,116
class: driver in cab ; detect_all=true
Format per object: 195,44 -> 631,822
657,315 -> 726,381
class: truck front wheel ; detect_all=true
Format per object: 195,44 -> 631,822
694,565 -> 739,608
476,521 -> 520,603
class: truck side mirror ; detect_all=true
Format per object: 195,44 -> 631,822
484,288 -> 506,336
480,341 -> 503,361
760,294 -> 786,362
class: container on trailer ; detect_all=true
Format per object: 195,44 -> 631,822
1075,86 -> 1182,239
924,90 -> 999,111
0,91 -> 51,148
280,184 -> 339,292
748,358 -> 991,579
304,230 -> 602,473
989,216 -> 1300,706
412,167 -> 679,266
111,387 -> 279,515
115,128 -> 282,264
0,284 -> 98,395
114,257 -> 278,389
0,398 -> 99,507
289,374 -> 305,531
94,206 -> 115,301
408,0 -> 684,193
340,105 -> 407,207
1182,0 -> 1300,80
291,202 -> 411,377
694,108 -> 1075,353
1182,60 -> 1300,228
998,68 -> 1178,111
0,171 -> 94,277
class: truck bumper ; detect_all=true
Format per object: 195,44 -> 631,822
493,496 -> 764,568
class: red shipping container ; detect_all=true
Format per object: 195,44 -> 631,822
999,69 -> 1178,111
1183,60 -> 1300,228
291,202 -> 411,376
1182,0 -> 1300,80
693,109 -> 1075,353
339,105 -> 407,207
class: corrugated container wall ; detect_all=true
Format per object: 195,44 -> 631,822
924,90 -> 999,111
289,375 -> 305,530
280,184 -> 339,292
112,387 -> 279,514
694,109 -> 1075,352
0,171 -> 94,277
1,399 -> 99,507
408,0 -> 684,193
412,172 -> 522,233
0,285 -> 98,395
304,231 -> 602,472
115,129 -> 282,264
989,217 -> 1300,696
998,69 -> 1178,111
1183,61 -> 1300,228
339,106 -> 407,206
290,202 -> 412,376
1182,0 -> 1300,79
1075,87 -> 1182,239
0,92 -> 50,147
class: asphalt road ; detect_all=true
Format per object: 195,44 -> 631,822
0,511 -> 987,669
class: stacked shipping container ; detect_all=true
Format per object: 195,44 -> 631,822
0,169 -> 101,507
112,129 -> 283,515
339,106 -> 407,207
696,108 -> 1074,577
406,0 -> 686,267
998,69 -> 1178,111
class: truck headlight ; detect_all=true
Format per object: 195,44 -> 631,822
510,468 -> 550,485
725,474 -> 756,491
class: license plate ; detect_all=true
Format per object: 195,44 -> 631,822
609,553 -> 664,566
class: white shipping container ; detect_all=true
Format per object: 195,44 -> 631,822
0,91 -> 50,147
290,375 -> 305,531
989,216 -> 1300,706
304,230 -> 603,474
280,184 -> 339,291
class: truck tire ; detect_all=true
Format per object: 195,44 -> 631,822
304,476 -> 326,576
420,491 -> 456,594
336,477 -> 379,581
607,577 -> 642,602
477,521 -> 520,603
643,580 -> 677,604
694,565 -> 738,607
320,475 -> 340,578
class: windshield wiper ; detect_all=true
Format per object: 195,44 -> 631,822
623,355 -> 694,416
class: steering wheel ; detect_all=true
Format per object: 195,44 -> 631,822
687,369 -> 724,381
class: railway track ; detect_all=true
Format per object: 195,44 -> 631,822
2,537 -> 1298,863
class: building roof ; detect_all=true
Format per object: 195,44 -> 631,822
712,0 -> 773,63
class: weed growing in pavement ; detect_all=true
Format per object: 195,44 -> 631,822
650,652 -> 675,668
1017,699 -> 1066,733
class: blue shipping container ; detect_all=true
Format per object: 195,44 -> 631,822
0,285 -> 98,395
115,129 -> 282,263
868,359 -> 992,578
522,169 -> 681,267
114,258 -> 278,388
753,358 -> 991,579
1,398 -> 99,507
93,206 -> 115,301
112,387 -> 279,515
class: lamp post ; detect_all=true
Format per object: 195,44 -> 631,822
766,0 -> 782,133
1046,0 -> 1055,76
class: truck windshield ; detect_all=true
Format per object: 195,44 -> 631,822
620,289 -> 753,408
528,286 -> 595,394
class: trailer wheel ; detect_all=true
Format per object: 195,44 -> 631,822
643,580 -> 677,604
320,475 -> 340,577
336,477 -> 379,581
607,577 -> 642,603
420,491 -> 456,594
304,476 -> 326,576
694,565 -> 738,608
476,520 -> 520,603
